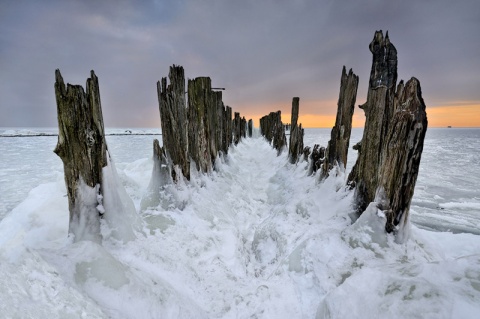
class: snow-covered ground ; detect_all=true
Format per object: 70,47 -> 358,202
0,128 -> 479,318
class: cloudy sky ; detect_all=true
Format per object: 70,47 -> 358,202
1,0 -> 479,128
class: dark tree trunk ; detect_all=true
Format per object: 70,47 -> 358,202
157,65 -> 189,181
54,69 -> 107,243
321,67 -> 359,178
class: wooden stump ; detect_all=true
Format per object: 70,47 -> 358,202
348,31 -> 398,212
233,112 -> 241,145
346,31 -> 428,239
288,97 -> 304,164
158,65 -> 190,181
248,119 -> 253,137
308,144 -> 325,176
377,78 -> 428,235
260,110 -> 287,155
224,106 -> 233,151
54,69 -> 107,242
188,77 -> 212,173
321,67 -> 359,178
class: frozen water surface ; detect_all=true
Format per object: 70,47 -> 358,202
0,127 -> 479,318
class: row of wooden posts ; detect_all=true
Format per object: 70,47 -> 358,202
157,65 -> 251,182
259,30 -> 427,238
54,30 -> 427,243
53,65 -> 252,241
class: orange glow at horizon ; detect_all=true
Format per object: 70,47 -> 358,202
425,104 -> 480,127
244,102 -> 480,129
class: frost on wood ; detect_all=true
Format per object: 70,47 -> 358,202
347,31 -> 428,239
158,65 -> 189,181
54,69 -> 139,243
54,69 -> 107,242
321,67 -> 359,178
288,97 -> 304,164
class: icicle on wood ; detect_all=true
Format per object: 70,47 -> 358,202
321,67 -> 359,178
288,97 -> 304,164
54,69 -> 107,243
158,65 -> 189,181
140,139 -> 174,211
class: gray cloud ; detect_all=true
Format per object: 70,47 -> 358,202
1,0 -> 479,127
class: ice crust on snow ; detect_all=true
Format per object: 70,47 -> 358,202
0,129 -> 479,318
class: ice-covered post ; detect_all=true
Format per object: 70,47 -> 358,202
377,78 -> 428,238
158,65 -> 189,181
321,67 -> 359,178
53,69 -> 107,243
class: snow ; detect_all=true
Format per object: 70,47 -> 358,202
0,128 -> 479,318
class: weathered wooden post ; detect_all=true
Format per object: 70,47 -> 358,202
240,116 -> 247,138
188,77 -> 212,173
288,97 -> 304,164
54,70 -> 107,243
272,111 -> 287,155
347,31 -> 428,239
348,31 -> 398,212
321,67 -> 359,178
248,119 -> 253,137
260,110 -> 287,155
224,106 -> 233,151
307,144 -> 325,176
233,112 -> 241,145
377,77 -> 428,237
158,65 -> 190,181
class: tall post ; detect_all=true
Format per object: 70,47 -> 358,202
54,69 -> 107,243
321,67 -> 359,178
158,65 -> 189,181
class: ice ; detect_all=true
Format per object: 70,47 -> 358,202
0,128 -> 479,318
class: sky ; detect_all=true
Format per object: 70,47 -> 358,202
1,0 -> 479,128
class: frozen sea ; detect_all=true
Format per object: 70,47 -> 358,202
0,127 -> 479,318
